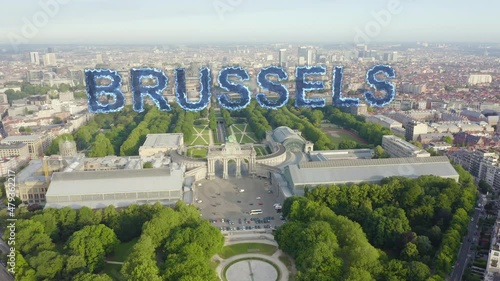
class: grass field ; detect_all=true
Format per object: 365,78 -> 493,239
254,146 -> 269,156
190,124 -> 211,146
187,147 -> 208,159
219,243 -> 277,259
100,238 -> 139,280
229,123 -> 258,144
108,238 -> 139,262
101,263 -> 124,281
320,123 -> 368,145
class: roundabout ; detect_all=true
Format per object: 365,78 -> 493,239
224,257 -> 279,281
214,234 -> 292,281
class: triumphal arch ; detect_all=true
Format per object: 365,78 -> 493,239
207,135 -> 256,180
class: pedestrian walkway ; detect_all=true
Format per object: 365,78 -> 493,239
215,233 -> 290,281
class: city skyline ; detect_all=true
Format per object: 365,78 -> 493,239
0,0 -> 499,46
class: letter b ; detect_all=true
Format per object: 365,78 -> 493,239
84,69 -> 125,113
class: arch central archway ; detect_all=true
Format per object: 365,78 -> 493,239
206,139 -> 256,180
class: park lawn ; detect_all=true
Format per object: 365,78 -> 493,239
190,135 -> 210,146
188,148 -> 208,159
241,133 -> 258,143
194,125 -> 208,133
326,130 -> 365,145
232,124 -> 247,132
209,259 -> 220,269
101,263 -> 125,281
254,146 -> 268,156
336,131 -> 367,144
219,243 -> 277,259
190,126 -> 210,145
108,238 -> 139,262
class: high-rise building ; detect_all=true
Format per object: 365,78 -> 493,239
405,121 -> 428,141
279,49 -> 286,67
392,51 -> 399,62
306,49 -> 315,65
44,53 -> 57,66
298,46 -> 308,65
29,52 -> 40,65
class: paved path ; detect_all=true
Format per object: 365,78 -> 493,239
215,233 -> 289,281
209,126 -> 214,145
105,260 -> 124,265
0,232 -> 15,281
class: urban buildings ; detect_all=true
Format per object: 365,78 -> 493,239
405,121 -> 429,141
138,133 -> 184,157
1,134 -> 53,158
279,49 -> 286,67
468,74 -> 492,85
43,52 -> 57,66
283,156 -> 459,195
366,115 -> 403,131
29,52 -> 40,65
0,143 -> 30,159
382,135 -> 431,158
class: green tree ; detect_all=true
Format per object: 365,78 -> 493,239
77,206 -> 101,228
443,136 -> 453,145
364,206 -> 411,248
3,220 -> 54,255
143,162 -> 153,168
89,133 -> 115,157
408,261 -> 431,281
28,251 -> 65,280
13,251 -> 37,281
401,242 -> 419,261
373,145 -> 390,158
121,235 -> 162,281
479,179 -> 491,194
338,140 -> 357,149
66,224 -> 119,272
65,255 -> 87,277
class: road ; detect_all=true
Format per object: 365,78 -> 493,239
0,232 -> 14,281
216,121 -> 227,143
449,208 -> 481,281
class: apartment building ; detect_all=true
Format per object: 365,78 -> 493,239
382,135 -> 431,158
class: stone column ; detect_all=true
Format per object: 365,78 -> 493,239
223,159 -> 228,179
207,159 -> 215,180
235,159 -> 241,178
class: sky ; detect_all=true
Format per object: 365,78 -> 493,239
0,0 -> 499,45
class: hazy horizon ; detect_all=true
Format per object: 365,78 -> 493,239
1,0 -> 499,45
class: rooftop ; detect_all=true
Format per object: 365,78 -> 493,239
47,167 -> 183,196
383,135 -> 427,152
272,126 -> 304,143
1,135 -> 43,142
310,149 -> 374,161
288,156 -> 459,186
0,143 -> 26,149
141,133 -> 183,148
